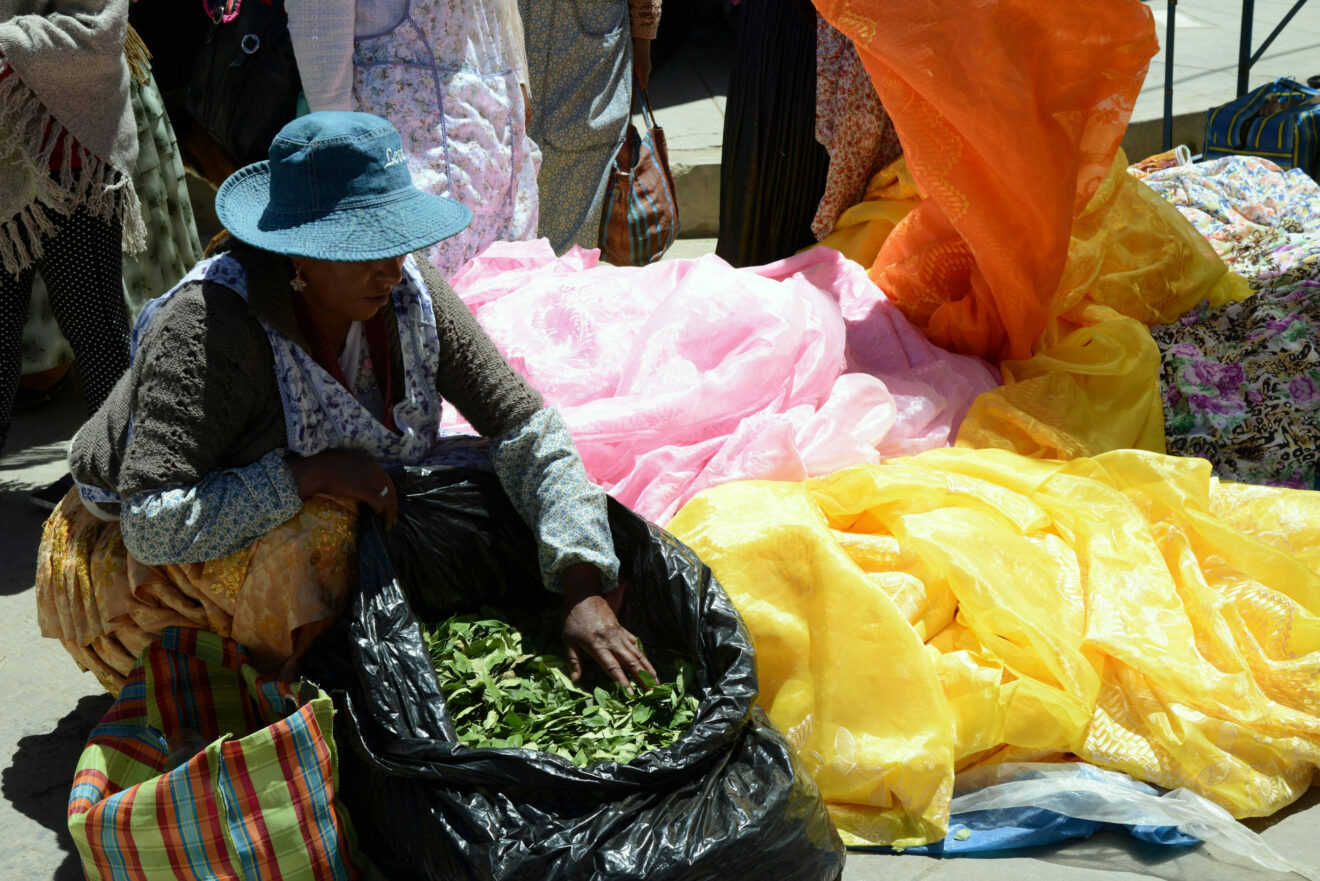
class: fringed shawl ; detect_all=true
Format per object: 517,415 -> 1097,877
0,0 -> 146,274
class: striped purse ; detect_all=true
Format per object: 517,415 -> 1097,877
1203,77 -> 1320,178
598,83 -> 681,266
67,628 -> 374,881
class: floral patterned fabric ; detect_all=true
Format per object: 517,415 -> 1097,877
1133,155 -> 1320,281
811,15 -> 903,240
119,450 -> 305,565
1142,156 -> 1320,489
352,0 -> 540,276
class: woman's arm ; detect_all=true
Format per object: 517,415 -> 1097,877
121,448 -> 401,565
489,407 -> 620,593
417,259 -> 650,687
94,282 -> 294,563
120,451 -> 304,565
491,0 -> 530,96
416,257 -> 615,591
629,0 -> 661,88
491,409 -> 657,689
286,0 -> 357,112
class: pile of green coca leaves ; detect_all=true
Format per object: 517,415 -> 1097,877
422,612 -> 699,767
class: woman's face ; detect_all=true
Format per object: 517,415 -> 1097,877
294,255 -> 407,322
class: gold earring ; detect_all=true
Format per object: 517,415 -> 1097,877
290,267 -> 307,292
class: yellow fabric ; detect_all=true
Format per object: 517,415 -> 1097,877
810,0 -> 1256,458
814,157 -> 920,270
813,0 -> 1159,364
668,448 -> 1320,846
35,490 -> 360,694
954,153 -> 1252,458
818,150 -> 1251,459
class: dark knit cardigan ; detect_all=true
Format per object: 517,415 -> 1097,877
70,242 -> 543,504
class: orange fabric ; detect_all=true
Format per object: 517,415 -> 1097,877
814,0 -> 1159,363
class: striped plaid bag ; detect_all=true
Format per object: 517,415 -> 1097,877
1203,77 -> 1320,178
598,83 -> 681,266
67,627 -> 374,881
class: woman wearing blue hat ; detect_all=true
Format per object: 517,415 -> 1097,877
35,112 -> 653,694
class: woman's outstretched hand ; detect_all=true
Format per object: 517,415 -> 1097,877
561,564 -> 656,692
287,449 -> 399,529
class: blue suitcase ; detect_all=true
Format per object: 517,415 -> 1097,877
1203,77 -> 1320,177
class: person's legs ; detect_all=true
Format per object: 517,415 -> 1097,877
0,262 -> 38,451
40,203 -> 131,417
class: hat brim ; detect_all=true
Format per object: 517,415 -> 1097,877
215,161 -> 473,261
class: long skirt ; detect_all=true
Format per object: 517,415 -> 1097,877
519,0 -> 632,253
35,491 -> 359,695
716,0 -> 829,268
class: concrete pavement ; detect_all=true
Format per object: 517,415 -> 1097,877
1,388 -> 108,881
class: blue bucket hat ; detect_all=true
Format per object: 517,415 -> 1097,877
215,112 -> 472,261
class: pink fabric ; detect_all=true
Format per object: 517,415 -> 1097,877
449,240 -> 1001,523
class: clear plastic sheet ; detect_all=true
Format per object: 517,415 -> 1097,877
949,763 -> 1318,879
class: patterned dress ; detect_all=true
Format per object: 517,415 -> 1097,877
351,0 -> 540,275
1139,155 -> 1320,490
810,14 -> 903,240
519,0 -> 630,253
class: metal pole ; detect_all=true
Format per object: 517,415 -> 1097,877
1238,0 -> 1256,97
1164,0 -> 1177,151
1250,0 -> 1312,66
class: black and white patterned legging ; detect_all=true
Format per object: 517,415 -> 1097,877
0,202 -> 131,451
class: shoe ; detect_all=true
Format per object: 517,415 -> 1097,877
13,367 -> 73,415
29,473 -> 75,512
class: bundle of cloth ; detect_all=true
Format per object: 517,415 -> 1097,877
643,0 -> 1320,854
668,447 -> 1320,847
446,241 -> 999,523
808,0 -> 1248,460
432,0 -> 1320,857
1134,155 -> 1320,490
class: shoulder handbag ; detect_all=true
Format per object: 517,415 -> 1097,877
598,83 -> 681,266
1203,77 -> 1320,178
185,0 -> 302,168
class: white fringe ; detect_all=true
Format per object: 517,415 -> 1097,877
0,68 -> 146,276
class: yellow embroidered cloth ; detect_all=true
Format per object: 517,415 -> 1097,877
819,150 -> 1250,459
35,491 -> 359,694
953,151 -> 1251,458
668,448 -> 1320,846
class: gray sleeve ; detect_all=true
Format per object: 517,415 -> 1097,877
119,451 -> 304,565
490,407 -> 620,592
114,286 -> 274,498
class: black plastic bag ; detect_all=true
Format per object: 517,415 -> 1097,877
304,466 -> 845,881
